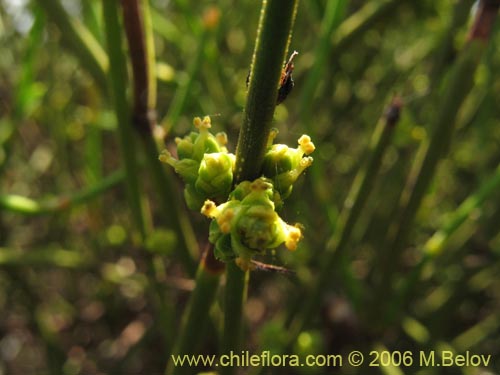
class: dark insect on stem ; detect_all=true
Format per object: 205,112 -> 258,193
276,50 -> 298,105
384,95 -> 403,127
245,50 -> 299,105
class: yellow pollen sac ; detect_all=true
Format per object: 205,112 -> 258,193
202,116 -> 212,128
217,208 -> 234,234
285,225 -> 302,251
215,132 -> 228,146
298,135 -> 316,155
201,200 -> 218,217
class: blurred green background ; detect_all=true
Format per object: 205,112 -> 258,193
1,0 -> 499,374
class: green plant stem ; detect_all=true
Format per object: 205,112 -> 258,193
36,0 -> 108,91
0,169 -> 125,215
221,261 -> 249,358
289,97 -> 401,340
161,27 -> 209,133
299,0 -> 348,124
120,0 -> 197,272
300,0 -> 405,126
103,0 -> 147,241
377,0 -> 499,325
222,0 -> 298,369
142,136 -> 198,273
0,248 -> 91,268
234,0 -> 299,183
394,162 -> 500,312
166,245 -> 224,375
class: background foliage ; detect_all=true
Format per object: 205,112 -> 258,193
1,0 -> 499,374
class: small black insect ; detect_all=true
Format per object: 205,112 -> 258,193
245,50 -> 299,105
276,50 -> 298,105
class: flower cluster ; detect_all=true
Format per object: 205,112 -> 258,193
160,116 -> 315,270
159,116 -> 235,210
201,178 -> 303,270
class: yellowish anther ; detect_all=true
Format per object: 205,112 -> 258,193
202,116 -> 212,128
285,225 -> 302,251
267,128 -> 279,148
298,135 -> 315,155
217,208 -> 234,234
174,137 -> 182,144
193,117 -> 203,129
201,200 -> 218,217
215,132 -> 228,146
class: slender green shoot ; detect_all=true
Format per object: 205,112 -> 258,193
222,0 -> 299,372
36,0 -> 108,91
289,96 -> 402,340
103,0 -> 147,241
0,169 -> 125,215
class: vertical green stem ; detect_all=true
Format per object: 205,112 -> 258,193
289,97 -> 401,339
223,0 -> 299,371
377,0 -> 499,325
37,0 -> 108,91
103,0 -> 147,240
121,0 -> 198,273
221,262 -> 249,371
234,0 -> 299,183
299,0 -> 348,125
167,245 -> 224,375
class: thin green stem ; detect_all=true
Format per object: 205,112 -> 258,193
377,0 -> 499,325
289,97 -> 401,340
167,245 -> 224,375
36,0 -> 108,91
394,162 -> 500,311
221,261 -> 249,356
222,0 -> 299,371
0,248 -> 91,268
161,28 -> 209,133
121,0 -> 198,272
234,0 -> 299,183
103,0 -> 147,241
142,136 -> 198,274
299,0 -> 348,125
0,169 -> 125,215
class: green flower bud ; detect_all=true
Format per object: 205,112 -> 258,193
160,116 -> 235,210
262,134 -> 315,199
201,178 -> 303,270
195,152 -> 235,201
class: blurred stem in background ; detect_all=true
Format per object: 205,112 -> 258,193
163,9 -> 226,375
221,0 -> 299,372
376,0 -> 500,328
166,244 -> 224,375
102,0 -> 147,241
288,96 -> 402,344
36,0 -> 198,274
36,0 -> 108,91
0,168 -> 125,215
298,0 -> 348,126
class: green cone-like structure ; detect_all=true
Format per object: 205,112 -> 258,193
160,117 -> 315,270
